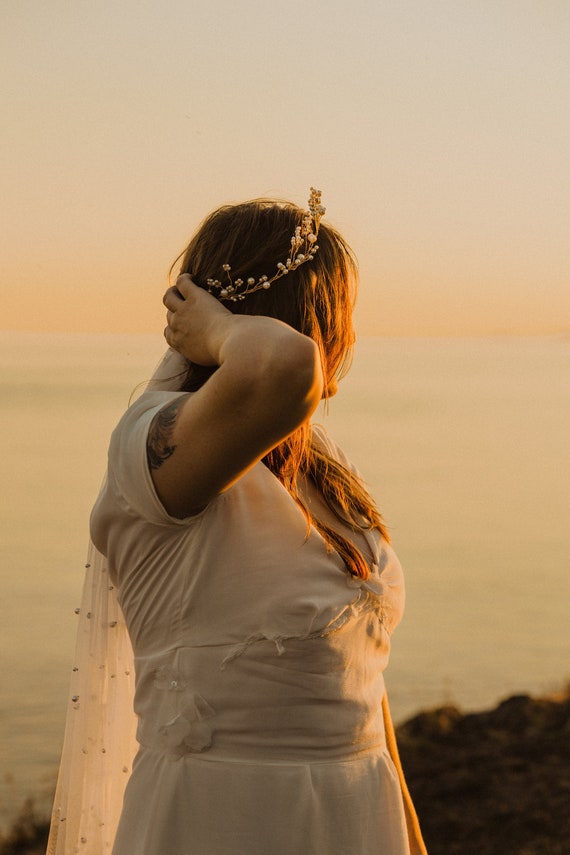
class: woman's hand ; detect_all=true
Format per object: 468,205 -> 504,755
163,274 -> 232,366
151,274 -> 324,517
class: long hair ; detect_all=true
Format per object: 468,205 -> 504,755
171,198 -> 389,578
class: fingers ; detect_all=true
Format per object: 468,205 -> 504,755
162,274 -> 226,356
164,292 -> 185,349
164,306 -> 182,352
174,273 -> 195,299
163,274 -> 197,310
163,286 -> 184,311
163,321 -> 182,351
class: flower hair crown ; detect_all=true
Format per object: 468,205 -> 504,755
206,188 -> 325,302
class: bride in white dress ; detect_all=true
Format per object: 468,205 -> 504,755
48,190 -> 426,854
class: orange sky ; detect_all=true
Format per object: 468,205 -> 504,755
2,1 -> 569,336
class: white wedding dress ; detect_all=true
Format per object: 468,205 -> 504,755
48,350 -> 410,855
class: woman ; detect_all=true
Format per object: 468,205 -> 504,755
48,190 -> 426,854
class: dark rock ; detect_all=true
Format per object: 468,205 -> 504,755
398,689 -> 570,855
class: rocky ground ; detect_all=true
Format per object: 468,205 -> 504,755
399,689 -> 570,855
1,689 -> 569,855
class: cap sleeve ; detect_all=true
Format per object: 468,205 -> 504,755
106,390 -> 197,526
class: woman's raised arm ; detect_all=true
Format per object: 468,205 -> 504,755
148,275 -> 323,518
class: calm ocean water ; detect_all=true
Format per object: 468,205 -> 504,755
1,331 -> 568,827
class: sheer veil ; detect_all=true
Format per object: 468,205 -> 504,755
46,348 -> 188,854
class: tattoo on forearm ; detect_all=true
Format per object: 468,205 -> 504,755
147,396 -> 189,470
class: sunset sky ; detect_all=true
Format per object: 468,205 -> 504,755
2,1 -> 569,336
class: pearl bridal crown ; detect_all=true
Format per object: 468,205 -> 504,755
206,188 -> 326,302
